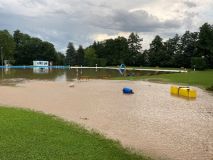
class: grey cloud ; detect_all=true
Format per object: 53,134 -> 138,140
0,0 -> 210,51
47,9 -> 69,15
90,10 -> 181,32
21,0 -> 48,8
0,11 -> 92,51
182,11 -> 199,29
183,1 -> 197,8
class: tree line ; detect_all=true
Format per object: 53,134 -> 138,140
0,30 -> 65,65
65,23 -> 213,69
0,23 -> 212,69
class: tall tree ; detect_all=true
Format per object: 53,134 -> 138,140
84,47 -> 97,66
114,36 -> 129,64
0,30 -> 15,64
41,41 -> 57,63
127,33 -> 143,65
55,52 -> 65,65
13,30 -> 30,64
65,42 -> 76,66
148,35 -> 167,67
179,31 -> 199,67
165,34 -> 181,67
198,23 -> 213,68
77,45 -> 85,66
13,30 -> 58,65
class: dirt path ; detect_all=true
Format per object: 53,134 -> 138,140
0,80 -> 212,160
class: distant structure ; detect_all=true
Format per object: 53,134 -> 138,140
119,64 -> 126,75
33,61 -> 49,67
33,61 -> 49,74
4,60 -> 11,66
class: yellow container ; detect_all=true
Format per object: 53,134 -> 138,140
179,87 -> 197,98
188,89 -> 197,98
170,86 -> 179,95
170,86 -> 197,98
179,87 -> 190,97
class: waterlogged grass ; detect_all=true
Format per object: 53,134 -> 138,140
110,66 -> 185,70
113,70 -> 213,89
0,107 -> 151,160
129,66 -> 185,70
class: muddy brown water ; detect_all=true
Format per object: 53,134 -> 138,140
0,68 -> 168,82
0,69 -> 212,160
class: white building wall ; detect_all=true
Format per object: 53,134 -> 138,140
33,61 -> 49,66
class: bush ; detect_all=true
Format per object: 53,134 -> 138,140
191,57 -> 207,70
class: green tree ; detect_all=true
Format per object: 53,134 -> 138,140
148,35 -> 167,67
55,52 -> 65,65
99,39 -> 115,65
92,41 -> 105,59
178,31 -> 198,68
127,33 -> 143,65
114,37 -> 129,64
0,30 -> 15,64
84,47 -> 97,66
135,53 -> 146,66
40,41 -> 58,63
13,30 -> 31,65
90,37 -> 129,66
198,23 -> 213,68
165,34 -> 181,67
13,30 -> 58,65
76,45 -> 85,66
65,42 -> 76,66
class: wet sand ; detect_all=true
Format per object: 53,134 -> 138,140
0,80 -> 212,160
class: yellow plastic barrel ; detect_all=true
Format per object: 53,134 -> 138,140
188,89 -> 197,98
170,86 -> 179,95
170,86 -> 197,98
178,87 -> 190,97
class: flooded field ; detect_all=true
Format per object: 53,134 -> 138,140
0,80 -> 212,160
0,68 -> 169,84
0,68 -> 212,160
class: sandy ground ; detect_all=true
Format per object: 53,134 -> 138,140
0,80 -> 212,160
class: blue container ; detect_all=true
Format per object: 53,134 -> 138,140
123,87 -> 134,94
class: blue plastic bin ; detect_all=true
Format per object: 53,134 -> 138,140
123,87 -> 134,94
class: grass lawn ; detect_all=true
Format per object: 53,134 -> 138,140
109,66 -> 185,70
129,66 -> 185,70
0,107 -> 151,160
113,70 -> 213,89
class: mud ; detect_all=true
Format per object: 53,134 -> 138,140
0,80 -> 212,160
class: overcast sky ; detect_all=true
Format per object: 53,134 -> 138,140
0,0 -> 212,52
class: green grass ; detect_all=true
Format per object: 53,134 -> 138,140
109,66 -> 185,70
0,107 -> 151,160
113,70 -> 213,89
129,66 -> 185,70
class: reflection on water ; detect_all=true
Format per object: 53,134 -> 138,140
0,68 -> 169,83
33,67 -> 49,74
